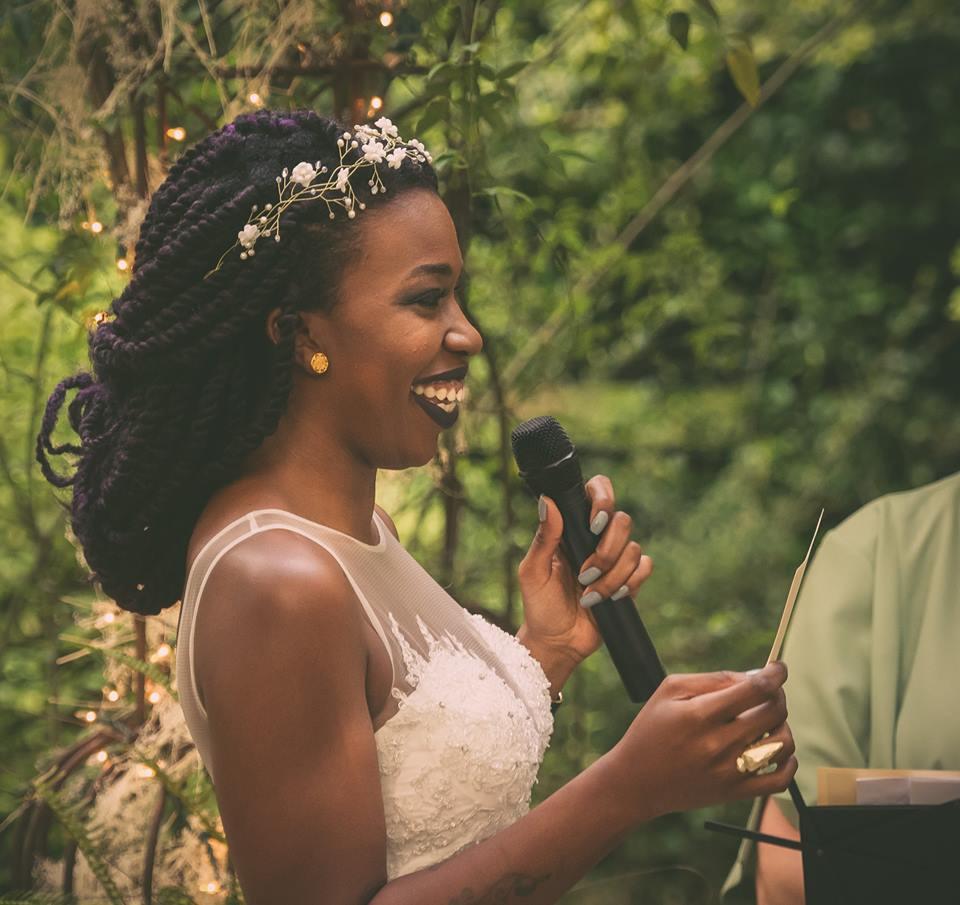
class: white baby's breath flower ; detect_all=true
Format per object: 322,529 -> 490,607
335,167 -> 351,192
289,162 -> 317,186
238,224 -> 260,248
386,147 -> 407,169
375,117 -> 399,138
409,139 -> 426,154
362,140 -> 386,163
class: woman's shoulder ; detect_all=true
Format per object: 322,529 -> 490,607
186,481 -> 288,574
187,482 -> 399,574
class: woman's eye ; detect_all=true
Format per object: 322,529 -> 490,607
409,290 -> 444,308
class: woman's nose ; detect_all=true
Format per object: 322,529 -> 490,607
447,310 -> 484,356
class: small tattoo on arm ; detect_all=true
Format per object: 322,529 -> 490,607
447,872 -> 552,904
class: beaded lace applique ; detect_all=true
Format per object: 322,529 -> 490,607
375,612 -> 553,879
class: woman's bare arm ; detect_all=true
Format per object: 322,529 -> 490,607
197,529 -> 796,905
756,797 -> 804,905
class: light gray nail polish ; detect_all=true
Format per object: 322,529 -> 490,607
538,495 -> 547,522
580,590 -> 603,607
611,584 -> 630,600
589,511 -> 609,535
578,566 -> 602,586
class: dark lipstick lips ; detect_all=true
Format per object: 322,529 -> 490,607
413,365 -> 468,383
411,389 -> 460,428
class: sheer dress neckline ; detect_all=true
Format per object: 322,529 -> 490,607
184,506 -> 387,588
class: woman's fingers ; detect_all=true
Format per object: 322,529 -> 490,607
577,510 -> 636,584
723,688 -> 788,749
579,548 -> 652,606
696,661 -> 788,723
745,754 -> 799,796
584,474 -> 615,535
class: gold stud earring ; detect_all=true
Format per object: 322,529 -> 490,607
310,351 -> 329,374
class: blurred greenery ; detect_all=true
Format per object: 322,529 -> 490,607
1,0 -> 958,901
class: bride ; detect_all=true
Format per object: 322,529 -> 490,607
37,109 -> 795,904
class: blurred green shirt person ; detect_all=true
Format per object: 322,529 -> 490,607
727,471 -> 960,905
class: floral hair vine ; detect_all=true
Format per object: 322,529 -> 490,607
203,117 -> 432,279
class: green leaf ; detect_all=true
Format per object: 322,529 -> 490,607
416,96 -> 450,134
725,40 -> 761,107
0,893 -> 75,904
474,186 -> 535,206
694,0 -> 721,23
155,889 -> 198,905
426,60 -> 454,85
477,61 -> 498,82
497,60 -> 530,79
62,636 -> 174,692
667,12 -> 690,50
554,149 -> 595,164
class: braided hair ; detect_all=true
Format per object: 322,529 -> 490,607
35,109 -> 439,616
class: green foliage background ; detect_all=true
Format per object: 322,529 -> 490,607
1,0 -> 958,901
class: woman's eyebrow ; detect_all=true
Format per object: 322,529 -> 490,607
406,262 -> 458,279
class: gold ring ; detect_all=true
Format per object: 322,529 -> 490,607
736,740 -> 784,774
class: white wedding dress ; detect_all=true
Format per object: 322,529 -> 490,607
175,508 -> 554,879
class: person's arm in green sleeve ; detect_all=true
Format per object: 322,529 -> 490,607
755,520 -> 875,905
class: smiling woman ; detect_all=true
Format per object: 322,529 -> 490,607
35,108 -> 798,905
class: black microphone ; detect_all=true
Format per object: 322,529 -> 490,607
511,415 -> 666,703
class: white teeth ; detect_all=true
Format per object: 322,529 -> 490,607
411,382 -> 465,417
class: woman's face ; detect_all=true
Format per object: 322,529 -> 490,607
299,188 -> 483,468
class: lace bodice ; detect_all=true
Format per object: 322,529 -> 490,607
377,611 -> 553,877
175,508 -> 554,880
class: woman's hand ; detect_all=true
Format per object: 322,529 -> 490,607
517,474 -> 654,669
603,663 -> 797,824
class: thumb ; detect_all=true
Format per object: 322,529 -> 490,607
519,495 -> 565,584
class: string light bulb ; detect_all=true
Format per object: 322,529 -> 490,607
106,689 -> 120,702
202,882 -> 222,894
249,92 -> 263,106
84,710 -> 97,722
148,690 -> 161,704
166,127 -> 187,142
136,764 -> 156,778
81,221 -> 90,230
371,96 -> 384,110
116,258 -> 128,271
90,221 -> 104,234
96,750 -> 108,763
379,10 -> 394,27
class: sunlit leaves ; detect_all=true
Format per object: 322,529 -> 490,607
725,36 -> 761,107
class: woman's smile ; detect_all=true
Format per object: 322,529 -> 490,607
409,363 -> 468,428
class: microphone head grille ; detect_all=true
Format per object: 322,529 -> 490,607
510,416 -> 575,472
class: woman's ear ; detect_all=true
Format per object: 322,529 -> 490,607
264,306 -> 285,346
264,308 -> 325,372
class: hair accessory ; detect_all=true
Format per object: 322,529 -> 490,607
310,351 -> 329,374
203,118 -> 433,280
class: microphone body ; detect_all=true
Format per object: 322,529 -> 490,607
513,430 -> 666,703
